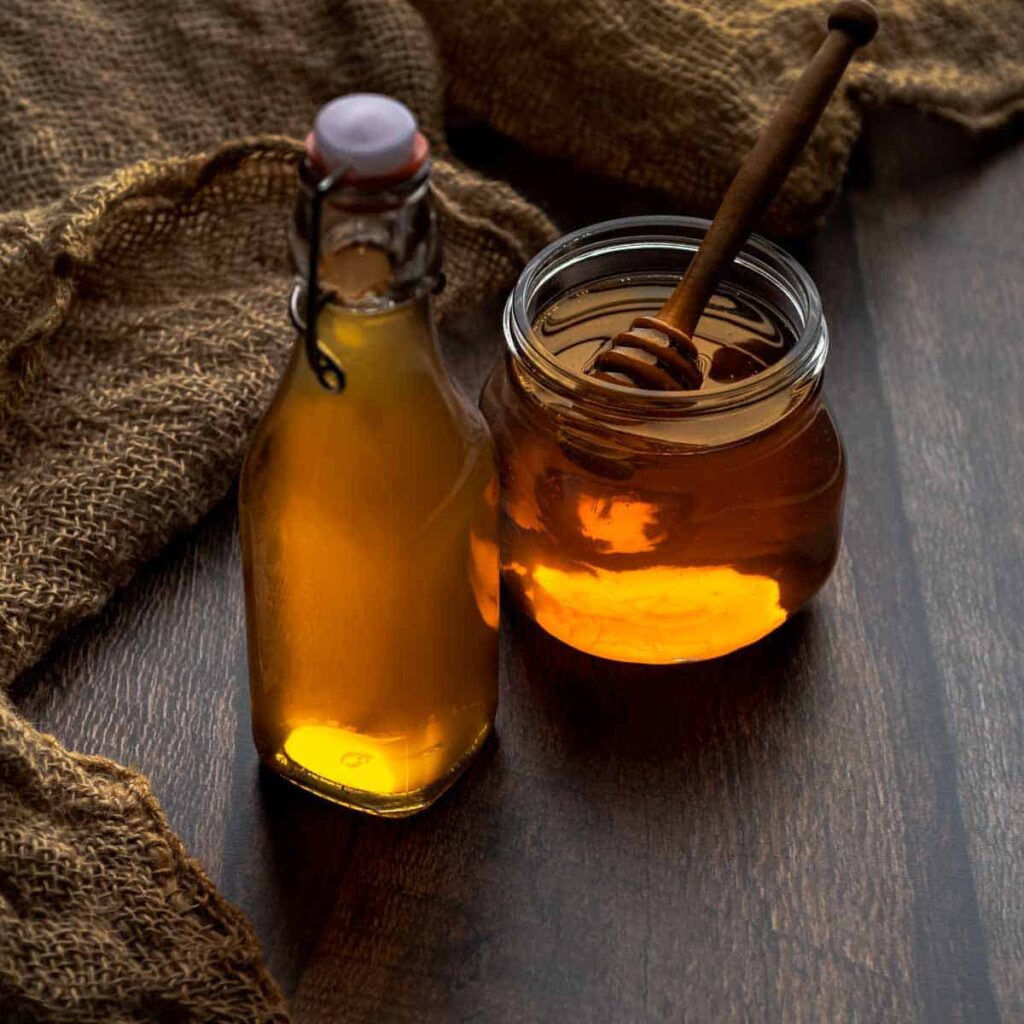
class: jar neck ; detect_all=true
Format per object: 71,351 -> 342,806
504,216 -> 828,449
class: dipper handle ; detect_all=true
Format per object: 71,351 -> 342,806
656,1 -> 878,341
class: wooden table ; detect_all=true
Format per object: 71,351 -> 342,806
13,109 -> 1024,1022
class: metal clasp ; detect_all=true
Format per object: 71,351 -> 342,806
301,168 -> 348,393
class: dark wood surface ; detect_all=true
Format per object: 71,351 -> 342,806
12,109 -> 1024,1022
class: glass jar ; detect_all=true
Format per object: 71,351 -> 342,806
482,216 -> 845,664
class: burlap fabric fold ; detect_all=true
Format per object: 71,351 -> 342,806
0,0 -> 1020,1019
413,0 -> 1024,231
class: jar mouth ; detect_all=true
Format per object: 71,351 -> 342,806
505,216 -> 826,418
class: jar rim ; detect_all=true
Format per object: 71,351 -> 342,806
505,215 -> 827,418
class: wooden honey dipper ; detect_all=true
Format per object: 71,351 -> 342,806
587,0 -> 879,391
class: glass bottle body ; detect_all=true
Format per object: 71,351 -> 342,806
240,171 -> 498,815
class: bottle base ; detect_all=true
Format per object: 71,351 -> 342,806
259,721 -> 492,818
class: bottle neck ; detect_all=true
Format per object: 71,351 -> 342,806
290,158 -> 441,314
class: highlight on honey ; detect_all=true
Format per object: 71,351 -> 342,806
509,560 -> 785,663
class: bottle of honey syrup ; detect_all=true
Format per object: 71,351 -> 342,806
240,94 -> 499,816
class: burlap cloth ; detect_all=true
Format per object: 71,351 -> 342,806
0,0 -> 1020,1018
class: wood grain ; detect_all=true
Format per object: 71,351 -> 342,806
11,109 -> 1023,1023
847,110 -> 1024,1021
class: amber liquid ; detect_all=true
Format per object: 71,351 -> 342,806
490,278 -> 845,663
240,299 -> 498,815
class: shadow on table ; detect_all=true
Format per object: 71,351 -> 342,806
250,736 -> 506,1000
247,593 -> 816,1001
503,594 -> 813,767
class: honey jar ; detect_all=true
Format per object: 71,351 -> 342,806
482,217 -> 845,663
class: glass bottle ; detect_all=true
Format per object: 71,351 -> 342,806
240,95 -> 498,816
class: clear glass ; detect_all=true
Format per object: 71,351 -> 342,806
482,216 -> 845,664
240,167 -> 498,816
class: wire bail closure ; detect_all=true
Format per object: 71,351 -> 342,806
301,167 -> 347,393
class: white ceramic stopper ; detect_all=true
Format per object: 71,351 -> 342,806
313,94 -> 417,177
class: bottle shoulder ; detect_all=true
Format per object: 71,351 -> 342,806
240,321 -> 495,515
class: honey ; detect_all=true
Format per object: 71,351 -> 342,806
241,300 -> 498,814
483,218 -> 845,664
